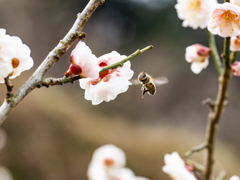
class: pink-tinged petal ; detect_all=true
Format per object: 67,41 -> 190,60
231,61 -> 240,76
230,36 -> 240,51
69,41 -> 101,79
79,50 -> 133,105
208,3 -> 240,37
0,166 -> 13,180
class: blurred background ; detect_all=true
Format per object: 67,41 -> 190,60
0,0 -> 240,179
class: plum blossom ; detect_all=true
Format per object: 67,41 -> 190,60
65,41 -> 101,79
87,144 -> 149,180
162,152 -> 197,180
230,61 -> 240,76
230,176 -> 240,180
230,36 -> 240,51
0,28 -> 33,83
208,3 -> 240,37
175,0 -> 217,29
80,51 -> 134,105
0,166 -> 13,180
185,44 -> 210,74
231,0 -> 240,7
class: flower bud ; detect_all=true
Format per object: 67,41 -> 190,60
231,61 -> 240,76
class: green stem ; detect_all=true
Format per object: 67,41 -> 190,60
207,30 -> 222,74
100,45 -> 153,72
223,37 -> 231,75
230,51 -> 238,64
215,170 -> 227,180
38,45 -> 154,87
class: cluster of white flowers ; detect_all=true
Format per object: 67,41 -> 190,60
162,152 -> 240,180
0,28 -> 33,83
176,1 -> 240,75
87,144 -> 149,180
0,128 -> 13,180
67,41 -> 134,105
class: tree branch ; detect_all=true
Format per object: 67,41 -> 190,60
4,77 -> 14,102
0,0 -> 105,125
204,37 -> 231,180
36,45 -> 154,87
185,143 -> 207,158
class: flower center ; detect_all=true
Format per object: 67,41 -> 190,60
189,0 -> 201,12
104,158 -> 114,168
11,58 -> 20,68
221,10 -> 238,25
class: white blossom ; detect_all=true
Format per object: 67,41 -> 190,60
175,0 -> 217,29
162,152 -> 197,180
66,41 -> 101,79
208,3 -> 240,37
185,44 -> 210,74
80,51 -> 133,105
0,28 -> 33,83
230,176 -> 240,180
0,166 -> 13,180
87,144 -> 149,180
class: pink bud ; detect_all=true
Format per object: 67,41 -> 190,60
231,61 -> 240,76
185,44 -> 210,74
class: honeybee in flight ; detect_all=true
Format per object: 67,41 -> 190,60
131,71 -> 168,98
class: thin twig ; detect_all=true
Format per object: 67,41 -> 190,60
204,36 -> 231,180
185,143 -> 207,157
0,0 -> 105,125
207,30 -> 222,74
38,45 -> 154,87
100,45 -> 153,73
215,170 -> 227,180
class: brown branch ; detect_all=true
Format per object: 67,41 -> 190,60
4,77 -> 14,102
0,0 -> 105,125
204,37 -> 231,180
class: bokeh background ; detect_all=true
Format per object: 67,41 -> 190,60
0,0 -> 240,179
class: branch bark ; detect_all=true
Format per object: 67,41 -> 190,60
0,0 -> 105,125
204,37 -> 231,180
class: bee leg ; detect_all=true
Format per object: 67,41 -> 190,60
142,89 -> 150,98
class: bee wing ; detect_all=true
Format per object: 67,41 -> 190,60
152,76 -> 168,86
131,79 -> 141,85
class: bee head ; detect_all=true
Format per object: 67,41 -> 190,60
138,71 -> 147,81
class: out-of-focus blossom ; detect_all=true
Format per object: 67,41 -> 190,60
0,128 -> 7,151
0,28 -> 33,83
230,61 -> 240,76
231,0 -> 240,7
87,144 -> 149,180
230,36 -> 240,51
80,51 -> 134,105
162,152 -> 197,180
208,3 -> 240,37
230,176 -> 240,180
65,41 -> 101,79
175,0 -> 217,29
0,166 -> 13,180
185,44 -> 210,74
